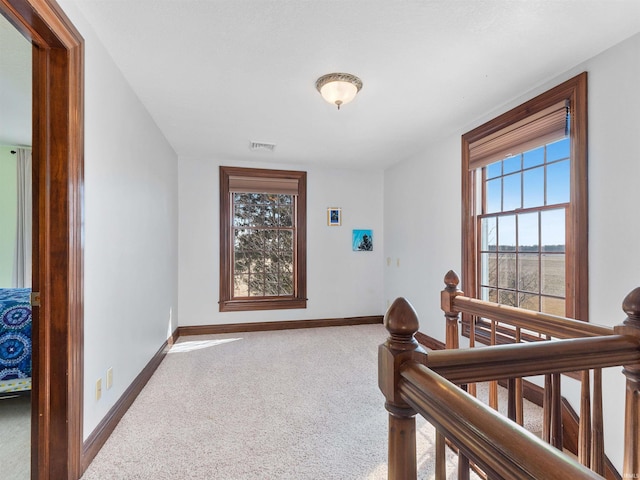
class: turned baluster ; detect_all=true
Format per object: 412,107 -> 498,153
489,318 -> 498,410
614,287 -> 640,479
542,372 -> 563,449
543,374 -> 552,444
591,368 -> 604,476
515,326 -> 524,426
468,279 -> 477,399
578,370 -> 592,466
550,372 -> 563,450
435,432 -> 446,480
441,271 -> 472,479
379,297 -> 428,480
507,378 -> 517,422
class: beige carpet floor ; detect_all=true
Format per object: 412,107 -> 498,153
0,393 -> 30,480
80,325 -> 540,480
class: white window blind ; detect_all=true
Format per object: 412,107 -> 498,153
228,175 -> 299,195
468,100 -> 569,170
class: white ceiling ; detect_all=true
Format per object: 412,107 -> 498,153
3,1 -> 640,169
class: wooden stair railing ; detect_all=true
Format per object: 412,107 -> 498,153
401,363 -> 602,480
441,270 -> 640,478
378,282 -> 640,479
425,336 -> 639,382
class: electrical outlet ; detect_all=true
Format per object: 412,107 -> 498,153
106,367 -> 113,389
96,378 -> 102,400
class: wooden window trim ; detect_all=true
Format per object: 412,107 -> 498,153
219,166 -> 307,312
461,73 -> 588,330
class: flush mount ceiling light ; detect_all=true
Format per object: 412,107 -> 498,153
315,73 -> 363,110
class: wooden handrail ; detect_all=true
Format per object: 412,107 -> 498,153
425,335 -> 640,384
399,362 -> 602,480
381,280 -> 640,479
440,269 -> 613,340
452,295 -> 614,339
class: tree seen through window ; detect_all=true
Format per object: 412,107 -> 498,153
233,193 -> 294,297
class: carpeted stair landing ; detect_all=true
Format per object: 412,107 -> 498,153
81,325 -> 540,479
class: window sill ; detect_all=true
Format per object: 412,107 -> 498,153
219,297 -> 307,312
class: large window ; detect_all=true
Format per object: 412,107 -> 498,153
462,73 -> 588,327
479,137 -> 570,316
219,166 -> 307,312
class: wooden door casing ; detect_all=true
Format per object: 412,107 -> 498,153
0,1 -> 84,478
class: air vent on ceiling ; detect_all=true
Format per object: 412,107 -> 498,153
249,141 -> 276,152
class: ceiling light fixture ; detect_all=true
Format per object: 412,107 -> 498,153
315,73 -> 363,110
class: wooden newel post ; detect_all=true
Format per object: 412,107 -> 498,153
379,297 -> 428,480
614,287 -> 640,479
441,270 -> 462,350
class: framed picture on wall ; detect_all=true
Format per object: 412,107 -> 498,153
327,207 -> 342,226
353,229 -> 373,251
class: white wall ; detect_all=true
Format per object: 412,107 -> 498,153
384,32 -> 640,470
584,31 -> 640,470
0,146 -> 17,287
383,137 -> 462,341
57,1 -> 179,440
179,157 -> 384,325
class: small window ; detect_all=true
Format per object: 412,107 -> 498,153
462,73 -> 588,325
219,166 -> 307,312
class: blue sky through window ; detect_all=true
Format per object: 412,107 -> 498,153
483,137 -> 569,249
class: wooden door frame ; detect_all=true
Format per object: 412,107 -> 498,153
0,0 -> 84,478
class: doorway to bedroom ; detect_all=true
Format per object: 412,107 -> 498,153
1,0 -> 85,478
0,11 -> 33,479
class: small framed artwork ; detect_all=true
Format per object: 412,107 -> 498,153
352,229 -> 373,251
327,207 -> 342,226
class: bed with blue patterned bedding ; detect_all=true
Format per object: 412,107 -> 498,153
0,288 -> 32,394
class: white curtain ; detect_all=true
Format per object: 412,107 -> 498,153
12,148 -> 32,288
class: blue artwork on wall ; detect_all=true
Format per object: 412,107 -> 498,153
352,229 -> 373,251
